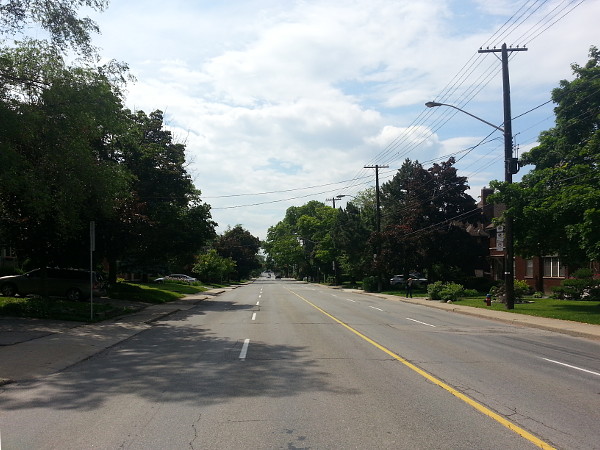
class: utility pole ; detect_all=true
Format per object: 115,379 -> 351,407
478,43 -> 527,310
365,164 -> 388,291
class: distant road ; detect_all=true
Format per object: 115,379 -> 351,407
2,278 -> 599,449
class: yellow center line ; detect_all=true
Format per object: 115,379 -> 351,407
287,287 -> 556,450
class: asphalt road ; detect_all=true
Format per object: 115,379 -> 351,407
1,278 -> 599,449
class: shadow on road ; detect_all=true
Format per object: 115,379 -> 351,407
1,305 -> 361,411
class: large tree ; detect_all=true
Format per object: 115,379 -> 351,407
490,46 -> 600,266
379,158 -> 482,282
214,225 -> 261,281
0,42 -> 130,268
0,0 -> 108,56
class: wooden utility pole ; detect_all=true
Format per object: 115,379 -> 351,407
478,43 -> 527,310
365,165 -> 388,291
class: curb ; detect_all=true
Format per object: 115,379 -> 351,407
344,288 -> 600,341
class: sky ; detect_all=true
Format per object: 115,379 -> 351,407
83,0 -> 599,240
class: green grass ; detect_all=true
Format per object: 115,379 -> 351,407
0,297 -> 132,322
107,281 -> 208,303
452,297 -> 600,325
0,281 -> 211,322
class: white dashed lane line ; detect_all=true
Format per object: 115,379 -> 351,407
405,317 -> 436,327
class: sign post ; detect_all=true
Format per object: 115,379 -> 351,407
90,221 -> 95,321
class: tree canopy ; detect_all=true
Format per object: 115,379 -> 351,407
491,46 -> 600,265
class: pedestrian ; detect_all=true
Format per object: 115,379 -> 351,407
406,277 -> 413,298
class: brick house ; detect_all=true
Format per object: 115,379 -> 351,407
479,187 -> 569,294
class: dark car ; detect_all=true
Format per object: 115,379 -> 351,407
390,273 -> 427,287
0,268 -> 106,301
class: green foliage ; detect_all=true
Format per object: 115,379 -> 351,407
0,0 -> 109,57
379,158 -> 483,281
213,225 -> 260,281
490,46 -> 600,265
427,281 -> 444,300
193,249 -> 236,284
0,297 -> 123,322
362,276 -> 378,293
490,280 -> 531,302
552,271 -> 600,300
427,281 -> 465,301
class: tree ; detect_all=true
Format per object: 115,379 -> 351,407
0,42 -> 130,269
103,109 -> 216,279
379,158 -> 481,282
193,249 -> 236,284
490,46 -> 600,265
213,225 -> 261,281
0,0 -> 108,57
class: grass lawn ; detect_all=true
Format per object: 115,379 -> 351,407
456,297 -> 600,325
108,281 -> 209,303
0,297 -> 131,322
0,281 -> 212,322
381,289 -> 600,325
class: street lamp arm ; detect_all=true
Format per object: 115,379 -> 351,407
425,101 -> 504,133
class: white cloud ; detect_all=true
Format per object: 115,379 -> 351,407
86,0 -> 600,239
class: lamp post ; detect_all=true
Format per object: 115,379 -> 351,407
425,101 -> 515,309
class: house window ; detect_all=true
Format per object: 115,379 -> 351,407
543,256 -> 566,278
526,259 -> 533,278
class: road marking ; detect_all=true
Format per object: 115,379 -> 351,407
252,312 -> 257,321
285,287 -> 555,450
239,339 -> 250,360
542,358 -> 600,377
369,306 -> 384,311
259,294 -> 262,298
256,301 -> 260,306
346,298 -> 356,303
406,317 -> 436,327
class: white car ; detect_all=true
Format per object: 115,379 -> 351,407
390,273 -> 427,287
154,274 -> 197,283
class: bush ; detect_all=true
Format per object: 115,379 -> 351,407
427,281 -> 465,301
427,281 -> 444,300
362,276 -> 378,293
464,289 -> 479,297
440,282 -> 465,301
514,279 -> 532,299
552,276 -> 600,300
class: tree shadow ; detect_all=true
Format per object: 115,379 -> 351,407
1,307 -> 361,411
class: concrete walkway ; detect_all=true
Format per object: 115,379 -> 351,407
1,285 -> 599,385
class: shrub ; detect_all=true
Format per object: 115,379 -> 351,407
464,289 -> 479,297
362,276 -> 378,293
440,282 -> 465,301
427,281 -> 444,300
514,279 -> 532,300
552,276 -> 600,300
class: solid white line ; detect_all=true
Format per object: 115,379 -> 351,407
369,306 -> 384,311
406,317 -> 436,327
239,339 -> 250,360
252,312 -> 257,321
542,358 -> 600,377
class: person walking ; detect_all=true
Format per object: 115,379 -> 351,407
406,277 -> 413,298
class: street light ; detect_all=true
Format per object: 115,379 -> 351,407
425,100 -> 516,309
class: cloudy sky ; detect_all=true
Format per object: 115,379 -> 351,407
86,0 -> 599,240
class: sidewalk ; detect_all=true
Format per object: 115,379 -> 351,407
353,289 -> 600,341
0,288 -> 227,385
2,286 -> 599,385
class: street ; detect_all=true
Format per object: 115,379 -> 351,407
1,278 -> 599,449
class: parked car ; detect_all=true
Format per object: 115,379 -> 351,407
390,273 -> 427,287
153,274 -> 197,283
0,268 -> 106,301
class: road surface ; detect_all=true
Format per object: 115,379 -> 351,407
1,278 -> 599,449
